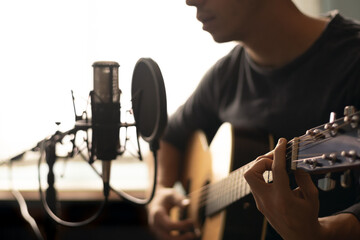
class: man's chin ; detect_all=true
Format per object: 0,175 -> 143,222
210,33 -> 232,43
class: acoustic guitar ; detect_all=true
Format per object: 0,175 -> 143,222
173,106 -> 360,240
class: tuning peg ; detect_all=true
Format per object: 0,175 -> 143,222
341,150 -> 359,162
322,153 -> 338,165
318,173 -> 336,191
344,106 -> 359,128
344,106 -> 356,116
341,169 -> 352,188
329,111 -> 336,122
303,158 -> 323,169
324,112 -> 339,137
344,116 -> 359,130
306,129 -> 325,139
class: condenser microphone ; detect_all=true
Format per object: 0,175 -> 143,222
32,58 -> 167,228
91,61 -> 121,196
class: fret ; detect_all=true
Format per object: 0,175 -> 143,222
220,179 -> 224,210
215,180 -> 220,212
241,169 -> 246,199
226,176 -> 231,207
205,146 -> 274,216
227,170 -> 236,203
225,176 -> 230,205
232,172 -> 237,202
226,175 -> 231,205
205,161 -> 255,216
239,167 -> 244,198
244,178 -> 249,196
236,168 -> 240,198
236,169 -> 241,199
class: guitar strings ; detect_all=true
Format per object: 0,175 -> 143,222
184,123 -> 338,210
185,161 -> 255,210
182,116 -> 355,212
285,119 -> 353,164
286,119 -> 350,153
185,132 -> 328,210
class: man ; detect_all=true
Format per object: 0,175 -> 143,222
147,0 -> 360,239
244,138 -> 360,240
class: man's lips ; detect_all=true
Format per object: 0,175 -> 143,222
197,15 -> 216,25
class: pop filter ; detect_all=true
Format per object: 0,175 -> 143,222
131,58 -> 167,144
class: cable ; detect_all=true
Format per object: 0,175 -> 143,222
7,162 -> 44,240
11,189 -> 44,240
113,146 -> 157,205
80,142 -> 158,205
37,139 -> 108,227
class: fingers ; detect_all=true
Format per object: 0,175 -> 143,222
294,170 -> 318,202
272,138 -> 290,189
151,207 -> 197,240
272,138 -> 287,172
157,188 -> 187,212
155,229 -> 197,240
244,156 -> 273,193
153,210 -> 197,240
155,209 -> 194,232
148,188 -> 197,240
254,149 -> 274,162
244,156 -> 273,215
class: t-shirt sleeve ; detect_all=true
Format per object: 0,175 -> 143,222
161,45 -> 242,152
162,65 -> 222,152
336,202 -> 360,221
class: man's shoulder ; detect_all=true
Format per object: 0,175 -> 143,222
327,12 -> 360,38
317,12 -> 360,65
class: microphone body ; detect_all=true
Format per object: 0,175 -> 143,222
91,61 -> 121,195
91,61 -> 121,161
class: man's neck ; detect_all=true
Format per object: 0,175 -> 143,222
243,7 -> 330,69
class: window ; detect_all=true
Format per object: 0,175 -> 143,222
0,0 -> 235,160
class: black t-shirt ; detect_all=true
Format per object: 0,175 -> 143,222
163,12 -> 360,238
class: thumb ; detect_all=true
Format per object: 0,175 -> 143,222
171,190 -> 189,209
294,170 -> 318,201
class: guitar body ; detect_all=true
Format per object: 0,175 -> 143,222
178,123 -> 273,240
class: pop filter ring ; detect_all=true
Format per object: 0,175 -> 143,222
105,57 -> 168,205
131,58 -> 167,144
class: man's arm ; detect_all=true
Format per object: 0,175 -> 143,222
244,138 -> 360,240
318,213 -> 360,239
147,140 -> 197,240
157,140 -> 182,188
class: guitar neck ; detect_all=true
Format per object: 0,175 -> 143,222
187,107 -> 360,221
204,161 -> 259,216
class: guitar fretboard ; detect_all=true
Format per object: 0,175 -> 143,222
205,160 -> 265,216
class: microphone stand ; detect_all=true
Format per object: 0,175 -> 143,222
44,139 -> 58,240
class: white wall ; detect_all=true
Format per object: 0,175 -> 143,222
319,0 -> 360,20
2,0 -> 358,160
0,0 -> 235,160
294,0 -> 360,20
293,0 -> 321,16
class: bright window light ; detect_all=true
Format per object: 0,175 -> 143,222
0,0 -> 235,160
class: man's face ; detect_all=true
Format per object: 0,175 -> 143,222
186,0 -> 264,43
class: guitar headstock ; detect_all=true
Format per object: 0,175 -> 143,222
287,106 -> 360,175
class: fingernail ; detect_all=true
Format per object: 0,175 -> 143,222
277,138 -> 284,145
181,198 -> 190,206
194,227 -> 201,237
